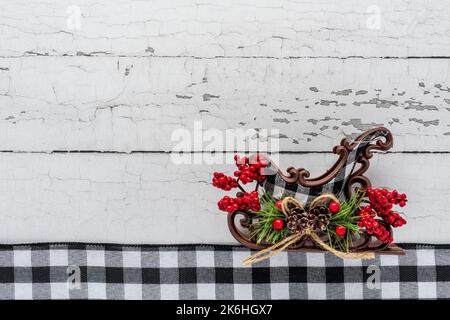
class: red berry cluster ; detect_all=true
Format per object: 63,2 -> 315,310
212,172 -> 238,191
233,155 -> 268,184
217,191 -> 261,213
366,188 -> 407,228
357,188 -> 408,243
213,154 -> 266,213
358,205 -> 393,243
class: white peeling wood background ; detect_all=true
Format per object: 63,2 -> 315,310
0,0 -> 449,243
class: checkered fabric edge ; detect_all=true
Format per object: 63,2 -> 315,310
263,130 -> 387,204
0,243 -> 448,300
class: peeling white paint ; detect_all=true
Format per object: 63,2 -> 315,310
0,57 -> 449,152
0,0 -> 449,57
0,153 -> 447,244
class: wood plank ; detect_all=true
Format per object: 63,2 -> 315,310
1,0 -> 449,57
0,56 -> 449,152
0,152 -> 447,244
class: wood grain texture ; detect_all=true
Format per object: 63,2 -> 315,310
0,0 -> 449,57
0,57 -> 449,152
0,152 -> 447,244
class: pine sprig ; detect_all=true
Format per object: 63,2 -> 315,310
249,193 -> 287,244
327,191 -> 364,252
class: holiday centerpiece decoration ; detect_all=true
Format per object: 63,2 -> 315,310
211,127 -> 408,264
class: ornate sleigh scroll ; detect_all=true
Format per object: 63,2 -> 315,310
227,127 -> 405,256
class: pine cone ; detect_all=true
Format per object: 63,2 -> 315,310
309,205 -> 331,231
286,203 -> 332,234
287,207 -> 318,233
286,207 -> 303,233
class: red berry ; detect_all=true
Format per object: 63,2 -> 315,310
328,201 -> 340,214
232,154 -> 267,185
212,172 -> 239,191
215,154 -> 269,213
335,225 -> 347,237
364,187 -> 408,229
272,219 -> 285,230
275,200 -> 283,211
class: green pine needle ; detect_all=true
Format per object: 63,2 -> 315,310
249,193 -> 287,244
327,190 -> 364,252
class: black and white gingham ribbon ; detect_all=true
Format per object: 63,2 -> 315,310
262,130 -> 387,204
0,243 -> 448,299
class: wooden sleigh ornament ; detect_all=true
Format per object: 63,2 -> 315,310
222,127 -> 406,260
